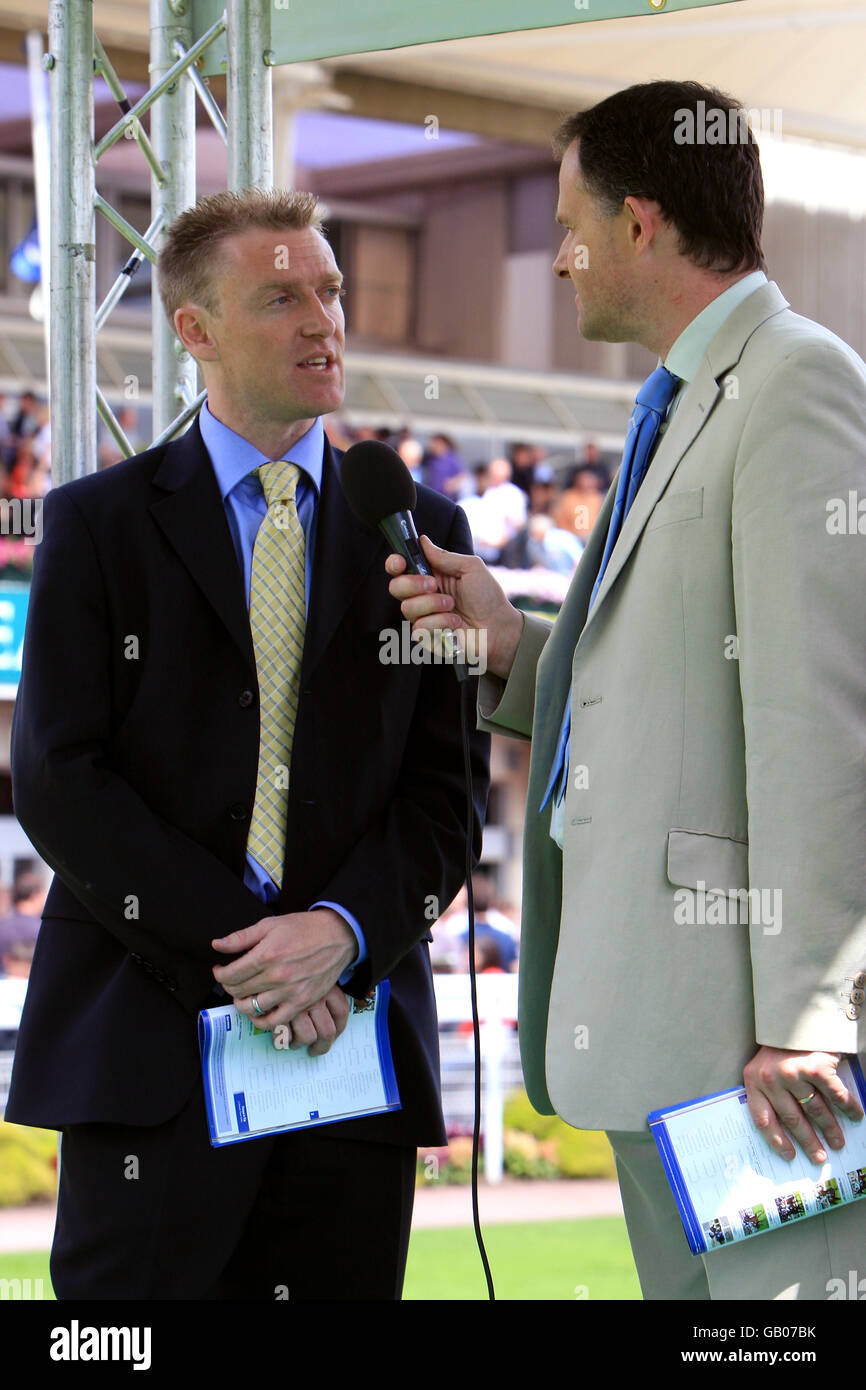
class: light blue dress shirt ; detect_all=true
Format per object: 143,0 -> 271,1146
548,270 -> 768,848
199,401 -> 365,972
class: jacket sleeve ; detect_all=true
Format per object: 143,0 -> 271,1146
476,612 -> 552,741
11,486 -> 267,1013
732,341 -> 866,1054
318,503 -> 491,996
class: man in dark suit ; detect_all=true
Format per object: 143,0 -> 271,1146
6,188 -> 489,1300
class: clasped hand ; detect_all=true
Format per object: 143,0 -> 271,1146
211,908 -> 355,1055
744,1046 -> 863,1164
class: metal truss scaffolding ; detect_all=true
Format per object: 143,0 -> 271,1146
47,1 -> 274,484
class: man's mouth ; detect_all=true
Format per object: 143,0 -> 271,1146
297,354 -> 336,371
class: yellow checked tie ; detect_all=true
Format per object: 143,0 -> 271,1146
246,460 -> 306,889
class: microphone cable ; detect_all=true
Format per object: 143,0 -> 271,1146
337,439 -> 497,1297
458,669 -> 496,1301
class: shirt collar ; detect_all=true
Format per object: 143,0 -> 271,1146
199,400 -> 324,502
663,269 -> 768,384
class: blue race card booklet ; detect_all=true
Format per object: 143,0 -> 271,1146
649,1056 -> 866,1254
198,981 -> 400,1147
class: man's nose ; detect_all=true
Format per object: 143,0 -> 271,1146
553,240 -> 571,278
302,296 -> 338,334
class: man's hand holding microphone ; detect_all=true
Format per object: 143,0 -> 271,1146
385,534 -> 525,682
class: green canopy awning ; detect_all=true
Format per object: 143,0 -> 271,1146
191,0 -> 741,78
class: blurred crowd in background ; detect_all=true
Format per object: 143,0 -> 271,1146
0,394 -> 614,590
0,865 -> 516,985
433,870 -> 520,977
325,419 -> 612,580
0,869 -> 46,981
0,392 -> 52,503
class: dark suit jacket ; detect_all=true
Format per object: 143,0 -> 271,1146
6,417 -> 490,1147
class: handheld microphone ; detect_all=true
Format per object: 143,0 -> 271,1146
340,439 -> 468,681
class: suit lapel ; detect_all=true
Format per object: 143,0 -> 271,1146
529,485 -> 617,777
149,423 -> 379,680
529,280 -> 791,774
582,361 -> 721,631
579,280 -> 790,637
302,438 -> 384,680
149,418 -> 256,666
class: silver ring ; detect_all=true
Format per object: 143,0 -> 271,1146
796,1090 -> 816,1105
252,997 -> 264,1017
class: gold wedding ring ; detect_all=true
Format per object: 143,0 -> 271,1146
796,1091 -> 816,1105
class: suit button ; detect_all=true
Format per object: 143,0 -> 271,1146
851,989 -> 864,1005
854,972 -> 866,989
846,1003 -> 861,1020
238,690 -> 255,707
229,803 -> 248,821
166,979 -> 178,993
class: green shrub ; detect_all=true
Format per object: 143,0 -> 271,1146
0,1121 -> 58,1206
417,1137 -> 479,1185
503,1129 -> 558,1179
503,1090 -> 617,1179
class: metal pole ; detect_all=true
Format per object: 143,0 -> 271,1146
93,34 -> 168,189
95,213 -> 165,332
26,31 -> 51,396
150,0 -> 197,440
273,80 -> 298,190
96,384 -> 133,458
47,0 -> 96,484
94,15 -> 226,161
227,0 -> 274,190
481,1017 -> 507,1184
172,38 -> 227,145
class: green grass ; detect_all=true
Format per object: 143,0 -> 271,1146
0,1249 -> 53,1297
404,1216 -> 641,1301
0,1215 -> 642,1302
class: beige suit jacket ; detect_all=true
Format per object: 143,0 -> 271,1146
480,281 -> 866,1130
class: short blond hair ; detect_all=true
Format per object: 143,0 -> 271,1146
157,187 -> 326,325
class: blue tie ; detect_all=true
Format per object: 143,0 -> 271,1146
540,365 -> 681,815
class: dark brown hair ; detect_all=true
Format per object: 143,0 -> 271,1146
554,81 -> 766,274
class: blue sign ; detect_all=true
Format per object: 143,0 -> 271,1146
0,583 -> 29,697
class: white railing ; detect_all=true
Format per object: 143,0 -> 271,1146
434,973 -> 520,1183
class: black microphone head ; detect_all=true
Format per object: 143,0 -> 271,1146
339,440 -> 417,528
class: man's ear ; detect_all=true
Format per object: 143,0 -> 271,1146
173,303 -> 220,362
621,195 -> 665,257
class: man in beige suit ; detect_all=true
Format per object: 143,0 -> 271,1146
388,81 -> 866,1300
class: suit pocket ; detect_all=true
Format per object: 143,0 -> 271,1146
647,487 -> 704,531
666,828 -> 748,896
